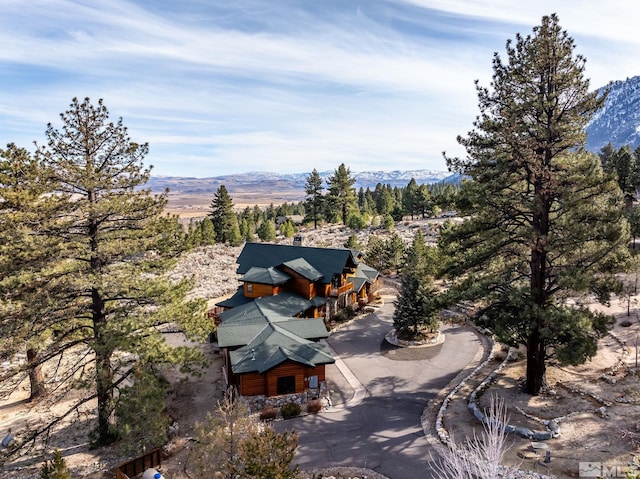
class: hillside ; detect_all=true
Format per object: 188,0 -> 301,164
586,75 -> 640,152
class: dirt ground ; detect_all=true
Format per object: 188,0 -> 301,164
441,296 -> 640,479
2,213 -> 639,477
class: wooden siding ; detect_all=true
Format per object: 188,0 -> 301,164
243,282 -> 279,298
279,266 -> 316,299
265,362 -> 305,397
237,363 -> 327,397
240,372 -> 266,396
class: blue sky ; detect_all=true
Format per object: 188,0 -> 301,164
1,1 -> 639,177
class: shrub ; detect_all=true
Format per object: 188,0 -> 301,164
306,399 -> 322,414
259,405 -> 277,421
280,402 -> 302,419
332,310 -> 349,323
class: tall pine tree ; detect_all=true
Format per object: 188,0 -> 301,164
1,97 -> 210,450
442,15 -> 628,395
210,185 -> 242,246
326,163 -> 357,225
304,168 -> 324,229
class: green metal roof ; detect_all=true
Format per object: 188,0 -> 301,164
242,266 -> 291,285
236,243 -> 358,285
281,258 -> 323,281
356,262 -> 380,281
229,324 -> 334,374
217,297 -> 329,348
215,287 -> 253,308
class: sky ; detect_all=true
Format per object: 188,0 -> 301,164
1,1 -> 639,177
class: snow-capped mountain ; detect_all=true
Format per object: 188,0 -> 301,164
147,169 -> 456,195
586,75 -> 640,152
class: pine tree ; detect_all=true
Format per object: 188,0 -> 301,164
393,235 -> 440,339
304,168 -> 325,229
257,220 -> 276,242
10,97 -> 209,449
210,185 -> 241,245
40,449 -> 71,479
326,163 -> 357,225
200,217 -> 216,245
403,178 -> 419,219
442,15 -> 628,395
0,144 -> 64,401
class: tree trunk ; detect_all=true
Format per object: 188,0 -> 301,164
93,286 -> 115,445
525,329 -> 546,395
27,347 -> 46,401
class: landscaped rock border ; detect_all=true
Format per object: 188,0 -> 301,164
299,466 -> 391,479
427,326 -> 556,479
384,328 -> 444,348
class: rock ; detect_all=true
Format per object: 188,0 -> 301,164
515,427 -> 534,439
595,406 -> 608,418
518,449 -> 539,459
532,431 -> 553,441
547,420 -> 560,433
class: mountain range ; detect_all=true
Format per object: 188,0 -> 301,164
586,75 -> 640,152
151,75 -> 639,196
148,170 -> 458,196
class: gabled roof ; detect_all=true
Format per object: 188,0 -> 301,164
242,266 -> 291,285
217,297 -> 329,348
236,243 -> 358,284
281,258 -> 323,281
355,262 -> 380,282
352,276 -> 368,293
216,287 -> 253,308
221,292 -> 325,321
229,324 -> 334,374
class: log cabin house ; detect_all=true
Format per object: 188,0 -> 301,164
215,243 -> 379,398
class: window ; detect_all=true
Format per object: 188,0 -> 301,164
246,283 -> 253,294
277,375 -> 295,395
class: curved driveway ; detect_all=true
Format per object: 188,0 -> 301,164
276,295 -> 481,479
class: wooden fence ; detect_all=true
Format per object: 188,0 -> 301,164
114,448 -> 162,479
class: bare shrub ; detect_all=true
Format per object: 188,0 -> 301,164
306,399 -> 322,414
432,395 -> 520,479
259,406 -> 277,421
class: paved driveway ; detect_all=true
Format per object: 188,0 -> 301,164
275,295 -> 481,479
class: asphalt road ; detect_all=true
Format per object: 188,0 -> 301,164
275,296 -> 481,479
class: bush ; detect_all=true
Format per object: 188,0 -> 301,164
306,399 -> 322,414
280,402 -> 302,419
332,310 -> 349,323
259,405 -> 277,421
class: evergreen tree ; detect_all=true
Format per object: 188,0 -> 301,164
257,220 -> 276,242
280,219 -> 295,238
387,232 -> 406,272
40,449 -> 71,479
393,262 -> 440,339
0,144 -> 64,401
403,178 -> 419,219
186,220 -> 203,249
191,388 -> 298,479
200,217 -> 216,245
15,97 -> 209,448
382,213 -> 395,231
344,234 -> 363,251
442,16 -> 628,395
365,235 -> 390,273
239,427 -> 299,479
326,163 -> 357,225
210,185 -> 241,245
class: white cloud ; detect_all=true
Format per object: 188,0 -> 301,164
0,0 -> 637,176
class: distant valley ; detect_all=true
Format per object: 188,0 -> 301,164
154,169 -> 457,217
158,74 -> 640,217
